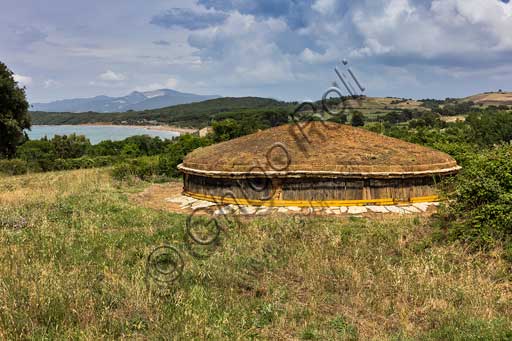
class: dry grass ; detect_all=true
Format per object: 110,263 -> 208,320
440,115 -> 466,123
0,169 -> 510,339
184,122 -> 458,174
464,92 -> 512,106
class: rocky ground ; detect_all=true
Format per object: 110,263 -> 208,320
166,194 -> 440,216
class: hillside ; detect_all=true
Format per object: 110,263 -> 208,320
463,91 -> 512,106
31,93 -> 509,130
30,96 -> 427,128
30,97 -> 293,128
0,168 -> 510,339
32,89 -> 220,113
326,96 -> 428,120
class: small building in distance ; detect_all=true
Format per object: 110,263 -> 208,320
178,122 -> 461,207
198,126 -> 213,138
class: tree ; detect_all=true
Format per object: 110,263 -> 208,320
0,62 -> 31,158
350,112 -> 365,127
211,119 -> 244,142
51,134 -> 91,158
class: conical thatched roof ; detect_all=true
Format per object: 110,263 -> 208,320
179,122 -> 460,178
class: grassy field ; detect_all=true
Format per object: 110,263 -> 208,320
463,92 -> 512,106
324,97 -> 428,121
0,169 -> 511,339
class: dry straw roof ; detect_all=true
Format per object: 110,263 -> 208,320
180,122 -> 460,178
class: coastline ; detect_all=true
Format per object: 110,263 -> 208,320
33,123 -> 198,134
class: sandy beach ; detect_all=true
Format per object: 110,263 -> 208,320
76,123 -> 198,134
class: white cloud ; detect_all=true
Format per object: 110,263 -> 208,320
98,70 -> 126,81
300,47 -> 339,64
43,79 -> 58,88
188,12 -> 295,86
13,74 -> 32,87
135,78 -> 179,91
352,0 -> 512,60
312,0 -> 338,15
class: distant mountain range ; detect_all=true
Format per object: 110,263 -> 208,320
31,89 -> 221,113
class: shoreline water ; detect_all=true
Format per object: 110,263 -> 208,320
32,123 -> 198,134
27,124 -> 193,144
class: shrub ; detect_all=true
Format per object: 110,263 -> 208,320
50,134 -> 91,159
0,159 -> 29,175
111,157 -> 160,181
157,154 -> 182,178
17,140 -> 56,161
437,145 -> 512,250
350,112 -> 365,127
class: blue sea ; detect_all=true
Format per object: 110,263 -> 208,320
27,125 -> 181,144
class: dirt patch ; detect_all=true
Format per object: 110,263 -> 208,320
130,183 -> 438,218
129,181 -> 186,213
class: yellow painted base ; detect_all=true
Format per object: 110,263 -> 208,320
183,191 -> 439,207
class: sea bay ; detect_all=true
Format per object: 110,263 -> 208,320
27,125 -> 181,144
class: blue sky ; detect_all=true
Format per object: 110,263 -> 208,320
2,0 -> 512,103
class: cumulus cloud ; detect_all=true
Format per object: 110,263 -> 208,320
13,74 -> 33,87
351,0 -> 512,64
150,8 -> 228,30
198,0 -> 314,29
98,70 -> 126,81
187,12 -> 295,86
4,0 -> 512,102
312,0 -> 338,15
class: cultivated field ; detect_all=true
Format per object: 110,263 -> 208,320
0,169 -> 510,339
331,97 -> 428,119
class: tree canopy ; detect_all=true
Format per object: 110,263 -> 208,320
350,112 -> 365,127
0,62 -> 31,158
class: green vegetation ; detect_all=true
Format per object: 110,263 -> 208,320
30,97 -> 293,128
437,145 -> 512,253
350,112 -> 365,127
0,61 -> 31,158
1,104 -> 291,177
0,169 -> 510,339
466,110 -> 512,146
0,54 -> 510,338
0,134 -> 183,176
111,134 -> 211,181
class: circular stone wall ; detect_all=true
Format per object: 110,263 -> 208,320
182,173 -> 444,207
179,122 -> 461,207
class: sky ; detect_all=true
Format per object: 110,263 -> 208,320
1,0 -> 512,104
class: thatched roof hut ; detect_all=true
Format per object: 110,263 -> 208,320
178,122 -> 460,207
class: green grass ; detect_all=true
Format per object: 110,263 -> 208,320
0,169 -> 511,339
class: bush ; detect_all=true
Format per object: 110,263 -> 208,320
350,112 -> 365,127
17,140 -> 55,161
111,157 -> 160,181
111,162 -> 135,181
157,154 -> 182,178
0,159 -> 29,175
51,134 -> 91,158
438,145 -> 512,250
